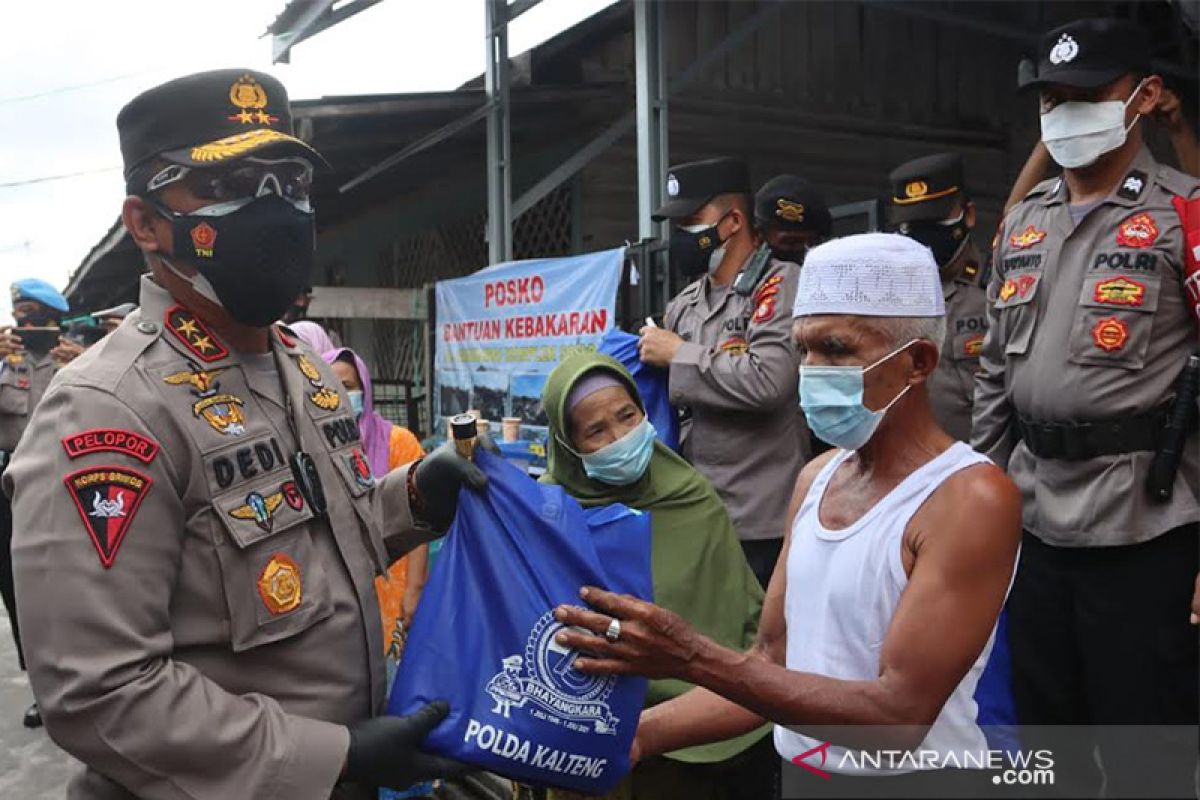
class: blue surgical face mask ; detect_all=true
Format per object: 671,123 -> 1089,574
799,339 -> 917,451
577,417 -> 657,486
347,390 -> 365,419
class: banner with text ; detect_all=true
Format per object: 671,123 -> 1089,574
435,248 -> 624,436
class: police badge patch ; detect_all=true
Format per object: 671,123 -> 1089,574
64,465 -> 154,569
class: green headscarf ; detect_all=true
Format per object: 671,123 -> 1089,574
541,351 -> 768,764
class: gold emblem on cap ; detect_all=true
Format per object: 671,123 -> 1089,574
190,129 -> 295,163
257,553 -> 302,615
775,199 -> 805,223
228,75 -> 277,125
894,182 -> 959,205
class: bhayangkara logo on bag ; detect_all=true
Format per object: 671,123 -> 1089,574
486,611 -> 620,735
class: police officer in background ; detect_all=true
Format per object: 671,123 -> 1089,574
753,174 -> 832,265
888,154 -> 989,441
974,19 -> 1199,795
0,278 -> 71,729
638,157 -> 807,588
6,70 -> 481,799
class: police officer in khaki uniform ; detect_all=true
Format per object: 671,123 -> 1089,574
753,174 -> 831,265
638,157 -> 807,588
888,154 -> 989,441
973,19 -> 1199,796
6,70 -> 481,800
0,278 -> 71,729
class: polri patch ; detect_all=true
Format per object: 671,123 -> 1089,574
64,465 -> 154,569
62,429 -> 159,464
964,335 -> 984,357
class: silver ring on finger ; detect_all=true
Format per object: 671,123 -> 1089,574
604,617 -> 621,643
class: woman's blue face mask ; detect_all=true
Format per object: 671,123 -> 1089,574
568,417 -> 657,486
799,339 -> 917,451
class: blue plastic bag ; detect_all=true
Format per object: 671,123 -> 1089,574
389,449 -> 653,794
598,329 -> 680,451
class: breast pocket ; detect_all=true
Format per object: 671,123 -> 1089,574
1068,272 -> 1162,370
0,380 -> 30,415
994,272 -> 1043,357
210,470 -> 334,652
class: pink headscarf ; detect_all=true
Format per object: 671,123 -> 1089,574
291,321 -> 337,355
322,347 -> 393,477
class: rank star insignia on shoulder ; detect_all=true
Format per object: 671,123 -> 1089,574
165,306 -> 229,363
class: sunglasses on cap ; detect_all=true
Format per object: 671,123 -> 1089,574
145,157 -> 313,208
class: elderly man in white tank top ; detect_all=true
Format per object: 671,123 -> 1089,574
554,233 -> 1022,796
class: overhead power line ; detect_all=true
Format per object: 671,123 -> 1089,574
0,167 -> 121,190
0,71 -> 148,106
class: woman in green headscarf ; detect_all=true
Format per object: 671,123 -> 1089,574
541,351 -> 771,800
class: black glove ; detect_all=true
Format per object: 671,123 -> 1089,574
344,702 -> 467,789
413,443 -> 488,531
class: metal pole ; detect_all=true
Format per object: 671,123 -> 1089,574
484,0 -> 512,264
634,0 -> 668,242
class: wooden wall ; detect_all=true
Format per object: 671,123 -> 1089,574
576,0 -> 1146,252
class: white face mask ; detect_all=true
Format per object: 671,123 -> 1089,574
1039,79 -> 1146,169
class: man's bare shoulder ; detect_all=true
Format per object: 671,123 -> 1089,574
917,460 -> 1022,551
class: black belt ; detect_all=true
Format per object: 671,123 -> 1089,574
1016,406 -> 1173,461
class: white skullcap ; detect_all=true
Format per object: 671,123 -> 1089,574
792,232 -> 945,318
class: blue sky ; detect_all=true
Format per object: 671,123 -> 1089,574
0,0 -> 615,322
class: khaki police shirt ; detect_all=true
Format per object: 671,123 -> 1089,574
664,256 -> 808,542
0,350 -> 58,453
928,244 -> 989,442
972,147 -> 1200,547
5,276 -> 433,800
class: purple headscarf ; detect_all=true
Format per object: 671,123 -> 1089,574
291,321 -> 337,355
322,347 -> 393,477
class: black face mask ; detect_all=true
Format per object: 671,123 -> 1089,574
899,217 -> 969,268
154,194 -> 315,328
669,212 -> 731,277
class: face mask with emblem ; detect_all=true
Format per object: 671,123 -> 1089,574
670,211 -> 732,277
148,158 -> 316,328
896,212 -> 969,269
1039,78 -> 1147,169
